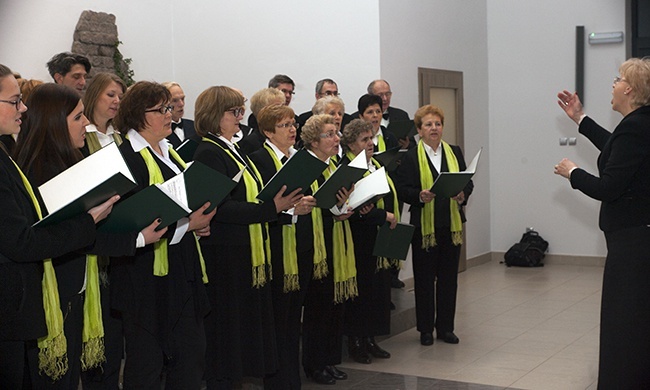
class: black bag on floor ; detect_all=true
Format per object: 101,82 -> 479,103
504,230 -> 548,267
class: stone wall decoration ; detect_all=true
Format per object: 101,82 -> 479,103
71,10 -> 135,86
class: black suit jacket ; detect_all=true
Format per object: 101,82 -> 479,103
0,150 -> 96,341
193,134 -> 279,247
393,143 -> 473,229
571,106 -> 650,232
374,126 -> 399,153
110,139 -> 210,339
166,118 -> 197,148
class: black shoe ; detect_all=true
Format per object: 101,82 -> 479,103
437,331 -> 460,344
348,336 -> 372,364
308,368 -> 336,385
365,337 -> 390,358
420,332 -> 434,346
391,278 -> 405,289
325,365 -> 347,380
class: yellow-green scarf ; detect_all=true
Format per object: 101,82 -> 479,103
376,132 -> 386,152
11,159 -> 68,380
81,130 -> 124,371
332,218 -> 357,303
370,155 -> 402,270
85,130 -> 123,154
417,140 -> 463,249
203,137 -> 270,287
263,143 -> 299,292
137,145 -> 208,283
309,160 -> 337,280
321,154 -> 358,303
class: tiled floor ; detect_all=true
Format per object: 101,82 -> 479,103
302,260 -> 602,390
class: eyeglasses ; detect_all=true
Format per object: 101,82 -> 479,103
613,76 -> 627,85
376,92 -> 392,98
0,95 -> 23,111
320,91 -> 340,97
319,130 -> 342,139
280,89 -> 295,95
276,122 -> 299,129
227,107 -> 245,117
145,105 -> 173,115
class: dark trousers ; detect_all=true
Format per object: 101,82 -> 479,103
0,340 -> 35,389
598,225 -> 650,389
301,276 -> 344,372
264,285 -> 309,389
411,229 -> 460,334
81,281 -> 123,390
122,297 -> 206,390
28,293 -> 84,390
264,251 -> 312,390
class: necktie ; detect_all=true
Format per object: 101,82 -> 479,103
382,112 -> 389,120
172,121 -> 182,130
281,155 -> 288,164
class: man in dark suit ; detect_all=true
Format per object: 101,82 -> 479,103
163,82 -> 196,148
352,79 -> 412,149
47,52 -> 91,96
297,78 -> 353,129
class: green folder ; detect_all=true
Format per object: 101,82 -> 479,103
175,138 -> 199,162
372,147 -> 405,172
98,185 -> 191,233
372,222 -> 415,260
257,149 -> 328,203
183,161 -> 241,213
313,151 -> 368,209
99,161 -> 241,233
34,173 -> 137,228
33,142 -> 137,228
430,148 -> 482,198
386,120 -> 415,140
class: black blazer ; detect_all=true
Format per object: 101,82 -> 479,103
237,128 -> 266,156
571,106 -> 650,232
393,143 -> 473,228
166,118 -> 197,148
0,150 -> 96,341
374,126 -> 399,153
193,134 -> 279,247
110,139 -> 210,338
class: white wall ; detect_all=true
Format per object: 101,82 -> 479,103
378,1 -> 491,262
487,0 -> 626,256
0,0 -> 628,260
0,0 -> 381,119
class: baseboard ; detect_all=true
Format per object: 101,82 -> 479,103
490,251 -> 605,267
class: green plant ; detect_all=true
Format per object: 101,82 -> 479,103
113,40 -> 135,86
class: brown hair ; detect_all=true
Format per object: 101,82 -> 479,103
113,81 -> 171,133
250,88 -> 285,117
194,86 -> 244,137
257,104 -> 295,136
14,83 -> 84,185
17,79 -> 44,103
414,105 -> 445,129
83,73 -> 126,128
0,64 -> 14,91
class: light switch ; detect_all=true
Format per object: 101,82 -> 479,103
559,137 -> 568,145
568,137 -> 577,145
